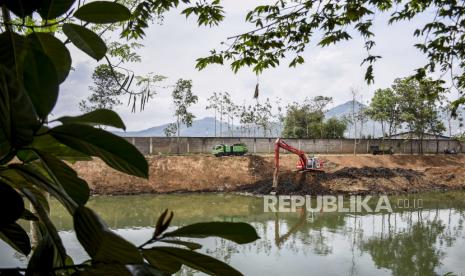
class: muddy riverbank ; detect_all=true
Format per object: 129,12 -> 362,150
72,154 -> 465,195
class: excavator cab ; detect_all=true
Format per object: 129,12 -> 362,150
296,156 -> 323,170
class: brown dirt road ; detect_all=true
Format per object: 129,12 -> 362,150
72,154 -> 465,195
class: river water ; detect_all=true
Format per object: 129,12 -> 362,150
1,192 -> 465,275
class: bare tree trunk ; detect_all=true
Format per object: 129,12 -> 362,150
177,116 -> 180,154
220,106 -> 223,137
214,109 -> 217,137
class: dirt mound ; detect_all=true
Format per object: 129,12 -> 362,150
238,166 -> 459,195
73,154 -> 465,195
325,167 -> 422,180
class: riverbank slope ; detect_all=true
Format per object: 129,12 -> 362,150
72,154 -> 465,195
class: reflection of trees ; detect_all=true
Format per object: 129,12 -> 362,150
36,192 -> 465,275
360,211 -> 446,276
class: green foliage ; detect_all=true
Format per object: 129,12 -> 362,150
0,222 -> 31,256
282,96 -> 347,139
394,78 -> 445,143
143,247 -> 242,276
167,79 -> 198,137
164,123 -> 178,137
57,109 -> 126,130
62,23 -> 107,60
366,88 -> 401,137
368,77 -> 446,151
238,98 -> 276,137
74,1 -> 131,24
79,64 -> 125,112
322,118 -> 348,139
196,0 -> 465,110
0,1 -> 258,275
162,222 -> 260,244
122,0 -> 224,40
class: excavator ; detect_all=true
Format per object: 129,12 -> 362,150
272,138 -> 325,194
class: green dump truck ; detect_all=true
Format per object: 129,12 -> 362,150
370,145 -> 394,155
212,143 -> 248,157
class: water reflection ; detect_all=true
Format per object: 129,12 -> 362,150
1,192 -> 465,275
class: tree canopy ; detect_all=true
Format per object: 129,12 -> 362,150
282,97 -> 347,138
194,0 -> 465,111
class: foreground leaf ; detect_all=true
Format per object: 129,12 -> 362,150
38,0 -> 76,20
28,32 -> 72,83
143,248 -> 182,274
0,223 -> 31,255
51,124 -> 148,178
22,47 -> 59,119
62,23 -> 107,60
163,222 -> 260,244
0,31 -> 27,77
21,209 -> 38,221
159,240 -> 202,250
12,164 -> 77,212
74,1 -> 131,24
26,232 -> 57,275
19,134 -> 91,162
0,64 -> 37,153
74,206 -> 144,264
77,264 -> 167,276
20,187 -> 67,263
3,0 -> 41,18
0,181 -> 24,226
144,247 -> 242,276
36,151 -> 90,206
57,109 -> 126,130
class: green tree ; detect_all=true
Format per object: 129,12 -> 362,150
196,0 -> 465,112
0,1 -> 258,275
164,123 -> 178,137
171,79 -> 198,137
79,64 -> 125,112
255,98 -> 273,137
81,65 -> 166,113
282,96 -> 334,139
239,103 -> 257,137
366,88 -> 400,137
222,92 -> 237,136
322,118 -> 348,139
394,77 -> 445,154
282,102 -> 323,138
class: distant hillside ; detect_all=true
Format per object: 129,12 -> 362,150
115,101 -> 464,138
114,117 -> 230,137
325,100 -> 384,138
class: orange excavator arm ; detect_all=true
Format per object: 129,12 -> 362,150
274,138 -> 308,172
272,138 -> 308,191
272,138 -> 324,193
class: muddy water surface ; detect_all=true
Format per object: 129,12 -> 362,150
1,192 -> 465,275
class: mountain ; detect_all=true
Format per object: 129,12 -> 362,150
326,100 -> 366,118
325,100 -> 384,138
114,117 -> 229,137
115,101 -> 465,138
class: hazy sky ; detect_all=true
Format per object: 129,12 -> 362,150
53,1 -> 437,131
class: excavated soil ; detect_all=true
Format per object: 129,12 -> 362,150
72,154 -> 465,195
